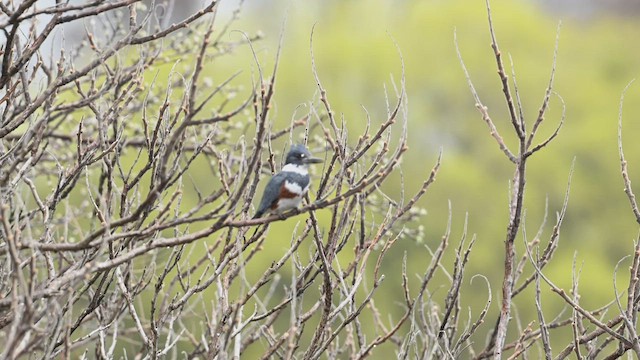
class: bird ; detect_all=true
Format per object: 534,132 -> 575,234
253,144 -> 322,219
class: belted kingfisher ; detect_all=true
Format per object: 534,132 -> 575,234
253,145 -> 322,218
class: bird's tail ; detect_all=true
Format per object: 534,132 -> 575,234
248,211 -> 265,241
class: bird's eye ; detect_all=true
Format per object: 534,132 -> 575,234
300,153 -> 305,158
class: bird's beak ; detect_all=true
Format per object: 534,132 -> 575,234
304,157 -> 323,164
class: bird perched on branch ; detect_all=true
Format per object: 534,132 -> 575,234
253,145 -> 323,219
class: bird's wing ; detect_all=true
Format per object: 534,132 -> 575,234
255,173 -> 286,216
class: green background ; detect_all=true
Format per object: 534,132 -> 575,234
119,0 -> 640,356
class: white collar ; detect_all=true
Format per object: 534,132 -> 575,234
282,163 -> 308,175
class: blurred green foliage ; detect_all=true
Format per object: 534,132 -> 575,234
191,0 -> 640,354
86,0 -> 640,356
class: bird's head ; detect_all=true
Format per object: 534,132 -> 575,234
284,144 -> 323,166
